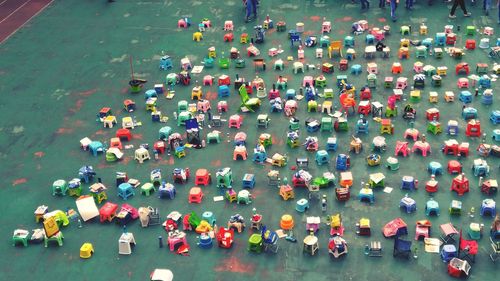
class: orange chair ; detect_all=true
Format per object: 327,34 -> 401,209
188,187 -> 203,203
195,169 -> 211,186
280,214 -> 294,230
109,137 -> 122,150
328,41 -> 343,58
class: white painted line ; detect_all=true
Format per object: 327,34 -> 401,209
0,0 -> 31,24
0,0 -> 54,45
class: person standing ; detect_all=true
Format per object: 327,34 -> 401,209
244,0 -> 258,22
449,0 -> 471,18
361,0 -> 370,9
379,0 -> 386,8
405,0 -> 414,9
390,0 -> 399,22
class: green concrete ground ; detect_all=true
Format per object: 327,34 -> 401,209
0,1 -> 498,280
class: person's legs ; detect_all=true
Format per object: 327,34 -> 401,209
391,0 -> 397,20
251,0 -> 258,17
379,0 -> 385,7
458,0 -> 469,14
450,0 -> 459,15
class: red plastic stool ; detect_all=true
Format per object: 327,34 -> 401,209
447,160 -> 462,174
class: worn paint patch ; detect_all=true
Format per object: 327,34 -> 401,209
378,18 -> 387,23
214,256 -> 255,273
56,128 -> 74,134
210,159 -> 221,167
34,151 -> 45,158
12,178 -> 28,186
77,89 -> 98,97
310,16 -> 321,22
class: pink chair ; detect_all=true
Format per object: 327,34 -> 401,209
228,115 -> 243,129
412,141 -> 431,157
203,75 -> 213,86
303,76 -> 314,87
457,78 -> 469,88
178,19 -> 187,28
396,77 -> 408,89
167,231 -> 187,251
404,128 -> 419,141
415,221 -> 431,240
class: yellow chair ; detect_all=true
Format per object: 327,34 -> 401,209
80,243 -> 94,259
193,32 -> 203,42
191,86 -> 202,100
328,41 -> 343,58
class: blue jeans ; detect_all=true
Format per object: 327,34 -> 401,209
391,0 -> 398,20
379,0 -> 385,7
406,0 -> 414,8
361,0 -> 370,8
483,0 -> 491,12
245,0 -> 257,19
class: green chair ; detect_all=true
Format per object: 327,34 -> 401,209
237,190 -> 252,205
367,73 -> 377,88
427,121 -> 442,135
203,57 -> 214,68
140,183 -> 155,196
449,200 -> 462,216
415,46 -> 427,59
12,229 -> 29,247
385,106 -> 398,118
320,117 -> 333,132
320,35 -> 330,48
177,100 -> 188,114
274,59 -> 284,71
466,26 -> 475,36
166,73 -> 178,85
44,231 -> 64,247
235,59 -> 245,68
257,114 -> 270,128
218,57 -> 230,69
323,88 -> 334,99
239,85 -> 261,112
289,118 -> 300,130
468,223 -> 481,240
52,180 -> 68,196
206,131 -> 221,143
248,233 -> 263,253
385,157 -> 399,171
177,111 -> 192,126
315,77 -> 327,88
188,212 -> 201,229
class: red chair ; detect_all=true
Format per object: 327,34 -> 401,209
447,258 -> 471,278
188,187 -> 203,203
99,202 -> 118,223
194,169 -> 211,186
443,140 -> 459,155
153,141 -> 166,154
451,174 -> 470,196
360,87 -> 371,100
447,160 -> 462,174
465,39 -> 475,50
218,75 -> 231,86
455,62 -> 470,75
425,176 -> 438,193
216,227 -> 234,248
223,33 -> 234,42
357,100 -> 371,115
116,128 -> 132,141
458,230 -> 478,263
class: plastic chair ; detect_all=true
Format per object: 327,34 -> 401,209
441,244 -> 457,262
393,236 -> 412,259
426,198 -> 440,216
480,199 -> 496,217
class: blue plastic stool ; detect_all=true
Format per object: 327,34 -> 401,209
198,234 -> 213,249
480,199 -> 496,217
295,198 -> 310,212
118,183 -> 135,200
344,36 -> 355,47
286,89 -> 296,100
427,162 -> 443,176
365,34 -> 375,45
399,196 -> 417,213
435,33 -> 446,46
479,76 -> 491,88
422,38 -> 433,49
242,173 -> 256,189
440,244 -> 457,262
145,89 -> 158,100
358,188 -> 374,203
218,85 -> 230,98
202,211 -> 216,225
159,55 -> 173,70
351,64 -> 362,75
401,176 -> 417,191
462,107 -> 477,120
326,137 -> 337,151
425,198 -> 440,216
459,91 -> 472,103
482,91 -> 493,105
491,110 -> 500,124
315,150 -> 330,165
493,129 -> 500,142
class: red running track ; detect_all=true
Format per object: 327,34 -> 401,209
0,0 -> 53,44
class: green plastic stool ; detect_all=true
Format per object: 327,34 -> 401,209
385,157 -> 399,171
12,230 -> 29,247
427,121 -> 442,135
235,59 -> 246,68
141,183 -> 155,196
44,232 -> 64,247
385,106 -> 398,118
466,26 -> 475,36
320,117 -> 333,132
401,26 -> 410,35
248,234 -> 263,253
315,78 -> 327,88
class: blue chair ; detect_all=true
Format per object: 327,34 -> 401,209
306,120 -> 320,133
393,236 -> 412,259
365,34 -> 375,45
351,64 -> 362,75
252,149 -> 267,163
326,137 -> 337,151
145,89 -> 158,100
425,198 -> 440,216
344,36 -> 355,47
198,234 -> 213,249
358,188 -> 374,203
481,91 -> 493,105
202,211 -> 216,226
447,121 -> 459,135
427,161 -> 443,176
336,154 -> 350,171
78,166 -> 96,183
493,129 -> 500,142
118,183 -> 135,200
242,174 -> 256,189
462,107 -> 477,120
491,110 -> 500,124
203,57 -> 214,68
459,91 -> 472,103
290,32 -> 302,47
473,160 -> 490,177
480,199 -> 496,217
422,38 -> 433,49
89,141 -> 104,157
158,182 -> 176,199
401,176 -> 417,191
479,76 -> 491,88
285,89 -> 296,100
399,195 -> 417,213
315,150 -> 330,166
295,198 -> 309,212
440,244 -> 457,262
356,118 -> 369,134
218,85 -> 230,98
435,33 -> 446,46
159,55 -> 173,70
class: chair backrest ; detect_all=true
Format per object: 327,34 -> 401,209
239,85 -> 249,103
330,41 -> 342,49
